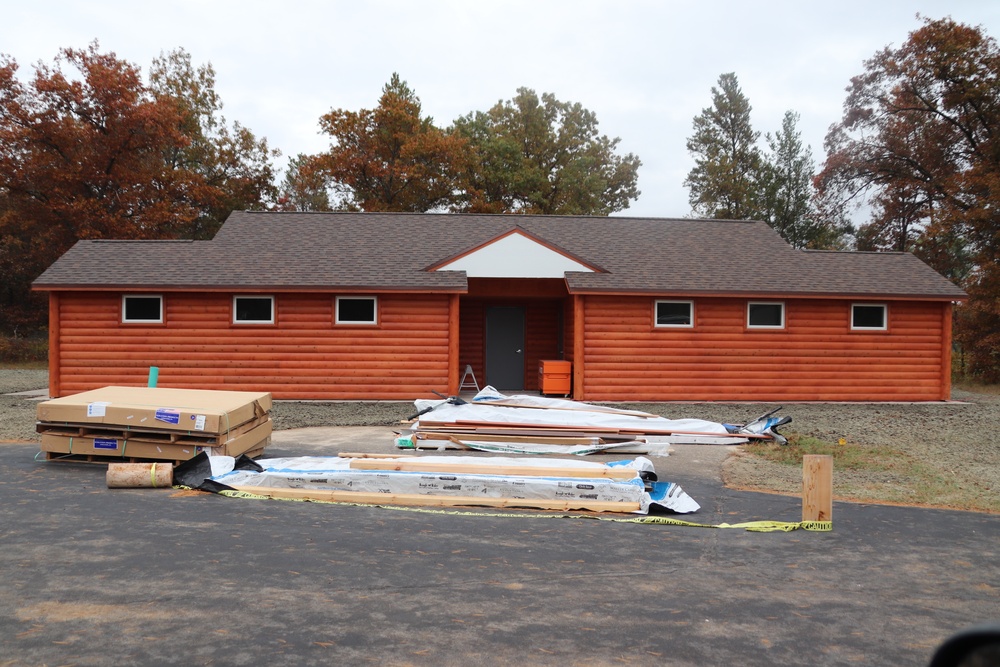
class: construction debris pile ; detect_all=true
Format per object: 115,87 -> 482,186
36,386 -> 272,464
177,451 -> 701,514
35,384 -> 792,517
397,386 -> 790,455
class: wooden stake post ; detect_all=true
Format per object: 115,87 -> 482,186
802,455 -> 833,522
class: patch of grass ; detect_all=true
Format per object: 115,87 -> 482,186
743,433 -> 905,472
740,432 -> 998,512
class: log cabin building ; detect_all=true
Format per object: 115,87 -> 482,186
33,211 -> 967,401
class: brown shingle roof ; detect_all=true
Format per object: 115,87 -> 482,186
32,211 -> 967,299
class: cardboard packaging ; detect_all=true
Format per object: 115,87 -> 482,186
37,386 -> 272,435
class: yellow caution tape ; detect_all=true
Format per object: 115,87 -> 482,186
186,487 -> 830,532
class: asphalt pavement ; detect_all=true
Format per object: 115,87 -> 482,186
1,426 -> 997,666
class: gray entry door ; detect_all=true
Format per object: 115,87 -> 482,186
485,306 -> 525,390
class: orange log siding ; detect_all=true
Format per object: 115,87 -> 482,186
51,292 -> 452,400
578,296 -> 953,402
49,291 -> 955,402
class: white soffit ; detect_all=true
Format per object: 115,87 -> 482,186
436,231 -> 594,278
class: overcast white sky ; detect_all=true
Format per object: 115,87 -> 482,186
3,1 -> 998,217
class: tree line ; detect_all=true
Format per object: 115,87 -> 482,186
2,16 -> 999,380
0,48 -> 640,333
684,17 -> 1000,381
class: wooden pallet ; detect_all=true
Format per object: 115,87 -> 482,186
36,414 -> 271,446
42,446 -> 267,467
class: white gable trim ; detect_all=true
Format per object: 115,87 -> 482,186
434,230 -> 595,278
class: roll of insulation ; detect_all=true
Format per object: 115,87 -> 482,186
106,462 -> 173,488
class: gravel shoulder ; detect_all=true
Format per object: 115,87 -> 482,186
3,369 -> 996,512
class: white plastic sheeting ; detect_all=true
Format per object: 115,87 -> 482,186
209,455 -> 700,514
414,399 -> 730,435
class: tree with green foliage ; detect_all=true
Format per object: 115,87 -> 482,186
685,73 -> 765,220
816,17 -> 1000,380
277,153 -> 333,212
760,111 -> 848,249
685,74 -> 844,249
451,88 -> 641,215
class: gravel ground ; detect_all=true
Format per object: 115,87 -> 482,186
3,369 -> 997,512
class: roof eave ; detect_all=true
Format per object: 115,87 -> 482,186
32,283 -> 469,294
564,286 -> 968,301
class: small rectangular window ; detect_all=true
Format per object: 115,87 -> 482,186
852,304 -> 887,330
748,302 -> 784,328
233,296 -> 274,324
122,295 -> 163,323
655,300 -> 693,327
336,296 -> 377,325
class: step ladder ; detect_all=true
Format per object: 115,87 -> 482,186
459,364 -> 480,392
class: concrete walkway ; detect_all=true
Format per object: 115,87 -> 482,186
0,427 -> 996,666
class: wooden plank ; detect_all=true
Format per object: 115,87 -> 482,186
802,454 -> 833,522
348,458 -> 638,480
338,452 -> 415,459
480,400 -> 659,419
418,419 -> 765,439
573,294 -> 585,399
228,485 -> 642,513
448,293 -> 460,395
35,413 -> 272,446
416,432 -> 602,446
49,292 -> 62,398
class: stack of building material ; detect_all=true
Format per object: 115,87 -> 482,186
37,386 -> 272,464
199,453 -> 701,514
400,388 -> 788,455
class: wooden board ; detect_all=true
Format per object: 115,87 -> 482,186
348,459 -> 638,480
416,420 -> 763,439
36,413 -> 271,446
228,485 -> 642,513
43,446 -> 267,467
415,432 -> 604,446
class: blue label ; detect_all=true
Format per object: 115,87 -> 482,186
154,409 -> 181,425
94,438 -> 118,450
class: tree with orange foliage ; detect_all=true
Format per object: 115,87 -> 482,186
816,17 -> 1000,381
304,74 -> 466,212
0,44 -> 200,331
0,43 -> 279,333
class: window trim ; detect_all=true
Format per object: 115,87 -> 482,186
232,295 -> 275,325
747,301 -> 785,329
121,294 -> 164,324
654,300 -> 694,328
851,303 -> 888,331
335,296 -> 378,325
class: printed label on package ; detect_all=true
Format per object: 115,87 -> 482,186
193,415 -> 206,431
87,401 -> 111,417
93,438 -> 118,450
154,408 -> 181,425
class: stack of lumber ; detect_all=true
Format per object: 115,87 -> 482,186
202,453 -> 702,514
401,392 -> 762,455
37,386 -> 272,464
